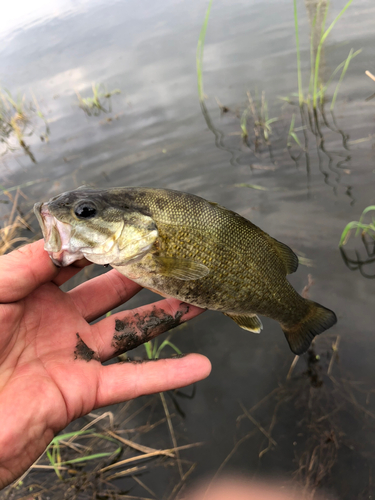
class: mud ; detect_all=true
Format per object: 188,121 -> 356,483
111,304 -> 189,354
74,333 -> 100,362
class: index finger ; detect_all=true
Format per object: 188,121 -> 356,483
0,240 -> 86,303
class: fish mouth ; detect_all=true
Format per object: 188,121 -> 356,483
34,202 -> 84,267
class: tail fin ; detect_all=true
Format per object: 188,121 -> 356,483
282,301 -> 337,355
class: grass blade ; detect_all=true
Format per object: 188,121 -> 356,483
293,0 -> 303,106
196,0 -> 214,102
330,48 -> 362,111
313,0 -> 354,109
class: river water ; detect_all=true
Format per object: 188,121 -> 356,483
1,0 -> 375,498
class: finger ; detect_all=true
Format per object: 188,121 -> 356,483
0,240 -> 59,303
91,298 -> 205,361
69,269 -> 142,322
95,353 -> 212,407
52,257 -> 93,287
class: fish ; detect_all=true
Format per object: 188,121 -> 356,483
34,186 -> 337,355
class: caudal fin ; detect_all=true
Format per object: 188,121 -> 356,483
282,301 -> 337,355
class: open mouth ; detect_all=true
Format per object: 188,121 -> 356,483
34,202 -> 84,266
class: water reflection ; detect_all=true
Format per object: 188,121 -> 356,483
340,236 -> 375,278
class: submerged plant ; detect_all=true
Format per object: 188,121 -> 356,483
339,206 -> 375,278
239,90 -> 278,152
0,87 -> 49,162
76,83 -> 121,116
287,113 -> 304,149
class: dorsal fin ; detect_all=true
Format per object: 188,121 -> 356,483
267,236 -> 299,275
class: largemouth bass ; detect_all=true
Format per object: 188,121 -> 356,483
34,186 -> 337,354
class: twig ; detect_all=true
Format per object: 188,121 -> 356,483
239,401 -> 277,447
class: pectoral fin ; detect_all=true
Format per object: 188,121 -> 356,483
225,313 -> 263,334
153,256 -> 210,280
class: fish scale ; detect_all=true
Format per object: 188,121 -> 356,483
34,186 -> 337,355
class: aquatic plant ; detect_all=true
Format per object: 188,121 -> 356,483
339,206 -> 375,278
76,83 -> 121,116
0,87 -> 49,162
287,113 -> 304,149
339,206 -> 375,247
45,429 -> 121,481
293,0 -> 355,111
196,0 -> 213,102
0,188 -> 35,256
144,337 -> 182,360
7,404 -> 202,498
242,91 -> 278,148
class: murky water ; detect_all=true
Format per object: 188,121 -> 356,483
1,0 -> 375,498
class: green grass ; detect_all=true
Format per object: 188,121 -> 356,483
76,83 -> 121,116
330,48 -> 362,111
287,113 -> 303,149
293,0 -> 303,106
293,0 -> 355,111
312,0 -> 353,109
144,336 -> 182,360
45,429 -> 122,480
339,206 -> 375,247
196,0 -> 213,102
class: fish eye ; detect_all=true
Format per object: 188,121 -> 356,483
74,201 -> 97,219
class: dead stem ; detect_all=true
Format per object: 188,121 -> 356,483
239,401 -> 277,447
287,355 -> 300,380
160,391 -> 184,480
327,335 -> 340,375
99,443 -> 204,474
203,430 -> 257,499
106,430 -> 175,457
131,475 -> 156,498
168,463 -> 197,500
301,274 -> 314,299
105,464 -> 149,481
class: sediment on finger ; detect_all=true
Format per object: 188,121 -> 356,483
110,304 -> 190,356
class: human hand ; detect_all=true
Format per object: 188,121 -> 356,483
0,240 -> 211,489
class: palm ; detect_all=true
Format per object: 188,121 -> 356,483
0,241 -> 210,489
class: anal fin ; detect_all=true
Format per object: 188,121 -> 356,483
225,313 -> 263,334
